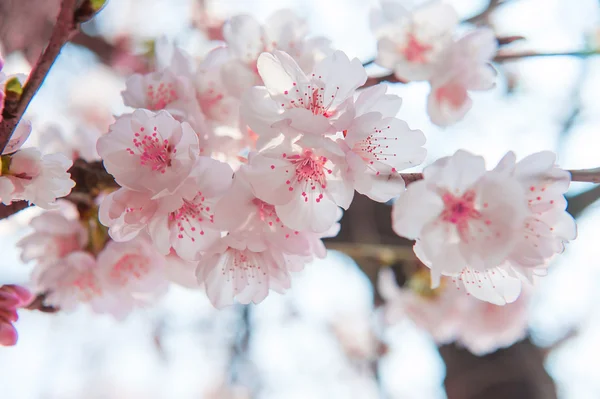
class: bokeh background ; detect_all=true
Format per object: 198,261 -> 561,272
1,0 -> 600,397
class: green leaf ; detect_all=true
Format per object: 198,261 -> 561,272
89,0 -> 107,12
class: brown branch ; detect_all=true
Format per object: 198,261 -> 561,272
0,0 -> 103,153
569,167 -> 600,183
0,201 -> 29,219
495,50 -> 600,62
566,185 -> 600,218
24,292 -> 59,313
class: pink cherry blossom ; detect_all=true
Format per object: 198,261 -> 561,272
164,250 -> 200,289
246,141 -> 353,233
455,287 -> 530,355
0,285 -> 32,346
220,10 -> 332,90
242,50 -> 367,147
33,251 -> 106,312
213,169 -> 311,256
96,236 -> 168,298
494,151 -> 577,277
99,156 -> 233,260
392,150 -> 529,303
378,267 -> 462,343
17,208 -> 87,266
0,147 -> 75,209
197,233 -> 307,308
378,267 -> 530,354
97,109 -> 200,195
371,0 -> 459,82
339,107 -> 426,202
196,47 -> 242,127
39,125 -> 102,162
427,28 -> 498,127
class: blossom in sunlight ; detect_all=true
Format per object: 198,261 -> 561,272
493,151 -> 577,279
377,267 -> 462,344
378,267 -> 530,355
241,50 -> 366,148
17,207 -> 87,266
0,147 -> 75,209
339,88 -> 427,202
214,9 -> 332,94
33,251 -> 106,313
370,0 -> 459,82
99,156 -> 233,261
196,233 -> 306,308
427,28 -> 498,127
246,141 -> 353,233
392,150 -> 530,304
96,236 -> 168,300
195,47 -> 242,127
97,109 -> 200,195
0,285 -> 32,346
39,125 -> 102,162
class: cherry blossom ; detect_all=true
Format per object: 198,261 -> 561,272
213,169 -> 311,256
196,233 -> 306,308
246,141 -> 353,233
242,50 -> 367,148
378,267 -> 462,343
164,250 -> 200,289
494,151 -> 577,278
0,285 -> 32,346
378,267 -> 530,354
371,0 -> 459,81
17,207 -> 87,266
0,147 -> 75,209
39,124 -> 102,162
99,156 -> 233,260
427,28 -> 498,127
96,236 -> 168,299
217,9 -> 332,91
97,109 -> 200,195
33,251 -> 107,313
339,102 -> 427,202
392,150 -> 530,304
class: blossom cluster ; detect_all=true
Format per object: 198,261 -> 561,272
392,150 -> 576,305
9,1 -> 577,328
0,284 -> 32,346
371,0 -> 497,126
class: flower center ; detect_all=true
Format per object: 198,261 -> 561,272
402,34 -> 432,63
435,84 -> 468,109
280,82 -> 339,118
127,127 -> 174,174
110,254 -> 151,286
170,193 -> 213,241
147,82 -> 179,110
440,190 -> 481,236
70,271 -> 102,301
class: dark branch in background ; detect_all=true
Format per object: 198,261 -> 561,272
0,0 -> 104,153
0,202 -> 29,219
25,292 -> 59,313
566,185 -> 600,218
465,0 -> 512,25
71,31 -> 118,65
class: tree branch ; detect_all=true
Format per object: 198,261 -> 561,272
495,50 -> 600,62
0,0 -> 103,153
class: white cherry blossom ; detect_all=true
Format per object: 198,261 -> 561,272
371,0 -> 459,82
339,105 -> 426,202
246,141 -> 353,233
97,109 -> 200,195
0,147 -> 74,209
392,150 -> 529,303
242,50 -> 367,148
427,28 -> 498,127
17,208 -> 87,266
196,233 -> 306,308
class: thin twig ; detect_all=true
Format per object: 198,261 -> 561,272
569,167 -> 600,184
495,50 -> 600,62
